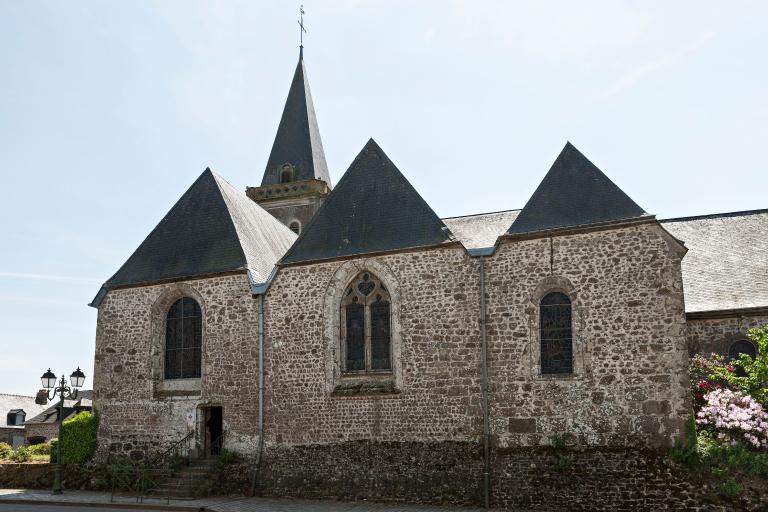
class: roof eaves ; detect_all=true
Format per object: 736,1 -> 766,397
661,208 -> 768,223
501,215 -> 656,241
279,240 -> 462,269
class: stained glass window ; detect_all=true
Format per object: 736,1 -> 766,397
165,297 -> 202,379
540,292 -> 572,374
341,273 -> 392,373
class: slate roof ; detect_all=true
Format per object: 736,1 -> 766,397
280,139 -> 453,265
0,394 -> 48,428
661,210 -> 768,313
508,142 -> 649,235
25,391 -> 93,425
261,48 -> 330,187
90,169 -> 297,306
443,210 -> 520,251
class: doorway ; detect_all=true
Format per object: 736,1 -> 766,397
202,406 -> 223,457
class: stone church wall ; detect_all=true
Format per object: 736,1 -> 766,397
686,313 -> 768,357
92,273 -> 261,460
486,223 -> 691,449
259,221 -> 692,506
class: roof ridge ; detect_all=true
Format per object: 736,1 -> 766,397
661,208 -> 768,223
441,208 -> 521,220
0,393 -> 35,399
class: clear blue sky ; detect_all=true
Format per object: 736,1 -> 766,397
1,1 -> 766,395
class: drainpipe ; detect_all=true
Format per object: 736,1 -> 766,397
247,268 -> 278,496
250,292 -> 266,496
479,256 -> 491,509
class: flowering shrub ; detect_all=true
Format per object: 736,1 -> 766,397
696,388 -> 768,450
688,326 -> 768,411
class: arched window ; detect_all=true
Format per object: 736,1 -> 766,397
280,164 -> 295,183
341,272 -> 391,372
728,340 -> 756,377
165,297 -> 202,380
540,292 -> 573,374
289,221 -> 301,235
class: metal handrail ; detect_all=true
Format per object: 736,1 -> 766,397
152,430 -> 195,469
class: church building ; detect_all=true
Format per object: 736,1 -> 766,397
90,47 -> 768,509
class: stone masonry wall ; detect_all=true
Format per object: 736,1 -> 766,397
486,223 -> 691,449
23,423 -> 58,443
93,273 -> 261,460
260,222 -> 692,504
263,245 -> 481,446
686,314 -> 768,357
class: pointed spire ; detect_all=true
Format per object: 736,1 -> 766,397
261,49 -> 330,187
508,142 -> 648,235
280,139 -> 452,265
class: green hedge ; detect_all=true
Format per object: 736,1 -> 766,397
54,411 -> 99,464
0,442 -> 12,459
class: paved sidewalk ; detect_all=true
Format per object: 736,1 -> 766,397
0,489 -> 488,511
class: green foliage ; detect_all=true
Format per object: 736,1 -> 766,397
548,434 -> 572,472
702,326 -> 768,408
26,441 -> 51,456
218,449 -> 239,466
0,442 -> 12,459
10,446 -> 31,462
549,434 -> 567,450
718,478 -> 743,499
670,416 -> 699,467
59,411 -> 99,464
553,455 -> 572,472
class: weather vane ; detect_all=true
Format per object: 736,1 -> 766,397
298,5 -> 306,48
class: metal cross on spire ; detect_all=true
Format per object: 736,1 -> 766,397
298,5 -> 307,48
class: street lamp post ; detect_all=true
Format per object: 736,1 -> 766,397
40,367 -> 86,495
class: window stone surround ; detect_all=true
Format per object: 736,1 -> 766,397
149,283 -> 206,396
322,258 -> 403,397
526,275 -> 587,380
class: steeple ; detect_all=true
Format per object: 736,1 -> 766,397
261,49 -> 330,186
247,47 -> 331,235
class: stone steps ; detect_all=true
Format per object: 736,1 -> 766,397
146,458 -> 218,499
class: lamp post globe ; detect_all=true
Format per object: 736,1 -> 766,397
70,367 -> 85,389
41,369 -> 56,390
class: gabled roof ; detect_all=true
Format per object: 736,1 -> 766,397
443,210 -> 520,251
261,48 -> 330,187
661,209 -> 768,313
280,139 -> 453,265
25,391 -> 93,425
90,169 -> 296,307
508,142 -> 648,235
0,394 -> 48,427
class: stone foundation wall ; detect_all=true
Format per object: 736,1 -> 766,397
93,273 -> 262,460
23,423 -> 58,443
257,441 -> 483,505
686,314 -> 768,357
255,441 -> 732,511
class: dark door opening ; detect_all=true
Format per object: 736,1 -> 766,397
203,406 -> 223,457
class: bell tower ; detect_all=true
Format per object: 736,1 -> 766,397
246,46 -> 331,235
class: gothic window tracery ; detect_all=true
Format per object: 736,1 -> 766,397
165,297 -> 202,380
341,272 -> 392,373
540,291 -> 573,374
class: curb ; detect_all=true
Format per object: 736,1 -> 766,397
0,498 -> 204,511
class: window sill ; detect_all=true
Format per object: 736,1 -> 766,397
154,378 -> 201,398
534,372 -> 581,381
332,379 -> 400,397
